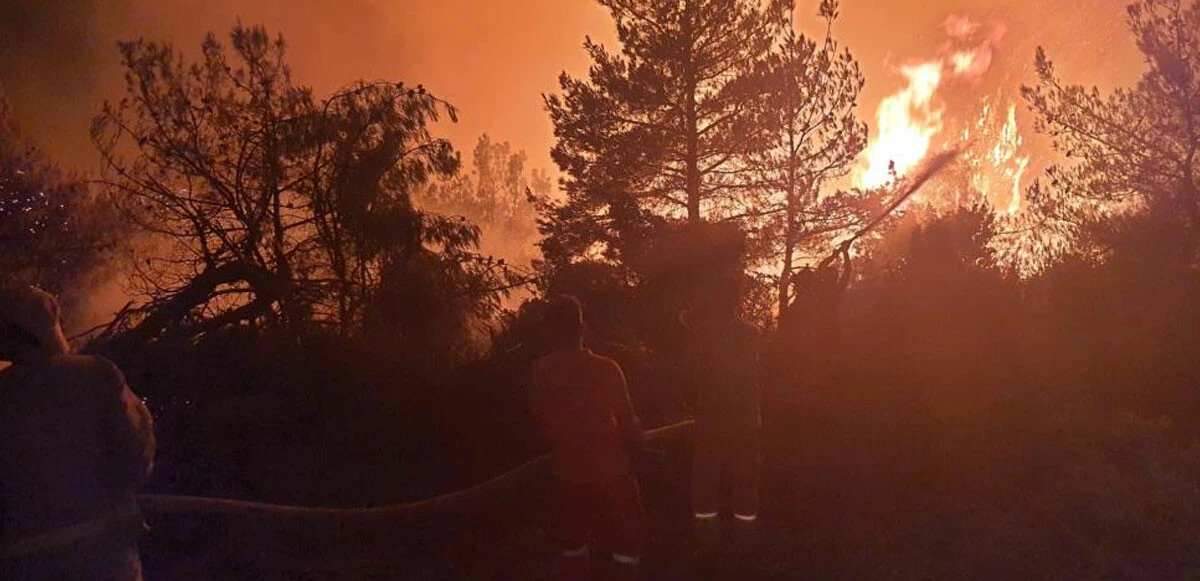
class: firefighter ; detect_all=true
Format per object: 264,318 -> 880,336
810,243 -> 852,369
531,295 -> 646,581
0,285 -> 155,581
779,242 -> 852,388
690,269 -> 762,533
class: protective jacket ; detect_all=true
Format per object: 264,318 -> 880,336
691,318 -> 761,519
0,288 -> 155,581
531,348 -> 646,559
532,348 -> 641,484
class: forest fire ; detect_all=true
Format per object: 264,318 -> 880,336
965,100 -> 1031,214
2,1 -> 1199,579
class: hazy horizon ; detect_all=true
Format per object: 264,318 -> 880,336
1,1 -> 1144,178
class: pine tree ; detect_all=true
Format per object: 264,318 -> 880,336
542,0 -> 791,266
751,1 -> 868,316
1020,0 -> 1200,265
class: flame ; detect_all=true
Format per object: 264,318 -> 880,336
855,15 -> 1009,192
858,63 -> 945,190
962,101 -> 1031,214
851,14 -> 1043,271
1000,105 -> 1030,215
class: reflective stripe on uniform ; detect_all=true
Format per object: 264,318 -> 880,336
562,546 -> 590,558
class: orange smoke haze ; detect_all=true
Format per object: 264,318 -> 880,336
1,0 -> 1145,181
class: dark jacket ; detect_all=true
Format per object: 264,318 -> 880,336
0,354 -> 155,580
693,318 -> 761,433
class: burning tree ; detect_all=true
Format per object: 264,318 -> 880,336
92,25 -> 517,350
1021,0 -> 1200,265
541,0 -> 791,267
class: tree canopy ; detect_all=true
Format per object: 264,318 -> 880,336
0,99 -> 119,300
92,24 -> 516,349
541,0 -> 792,269
1021,0 -> 1200,266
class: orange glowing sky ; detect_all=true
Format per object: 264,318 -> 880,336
0,1 -> 1145,178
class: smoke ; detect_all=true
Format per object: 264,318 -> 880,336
0,3 -> 105,86
0,1 -> 126,166
0,0 -> 614,176
0,0 -> 398,170
944,14 -> 984,39
1,0 -> 1145,177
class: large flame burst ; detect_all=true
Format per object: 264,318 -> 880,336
855,14 -> 1031,218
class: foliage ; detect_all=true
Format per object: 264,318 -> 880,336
541,0 -> 792,269
92,25 -> 517,349
748,3 -> 870,314
1020,0 -> 1200,265
0,99 -> 121,301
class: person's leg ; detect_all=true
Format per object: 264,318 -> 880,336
553,483 -> 593,581
557,546 -> 592,581
608,552 -> 640,581
729,423 -> 761,555
731,424 -> 761,523
691,420 -> 724,557
692,419 -> 722,521
605,476 -> 646,581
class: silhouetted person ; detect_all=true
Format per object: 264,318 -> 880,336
0,286 -> 155,581
779,243 -> 852,388
688,273 -> 762,535
531,295 -> 645,581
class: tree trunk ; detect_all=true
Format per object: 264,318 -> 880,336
778,126 -> 800,326
686,98 -> 700,224
779,219 -> 795,326
683,7 -> 701,225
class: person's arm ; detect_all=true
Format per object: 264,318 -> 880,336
99,359 -> 155,493
748,325 -> 763,412
838,246 -> 853,293
607,360 -> 643,447
529,362 -> 550,439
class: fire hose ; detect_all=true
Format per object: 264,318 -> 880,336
816,148 -> 962,268
136,419 -> 695,522
133,153 -> 958,528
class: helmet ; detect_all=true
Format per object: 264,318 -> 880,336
0,285 -> 69,360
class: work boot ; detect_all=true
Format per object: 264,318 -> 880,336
692,512 -> 722,554
731,512 -> 760,552
555,547 -> 591,581
606,554 -> 640,581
